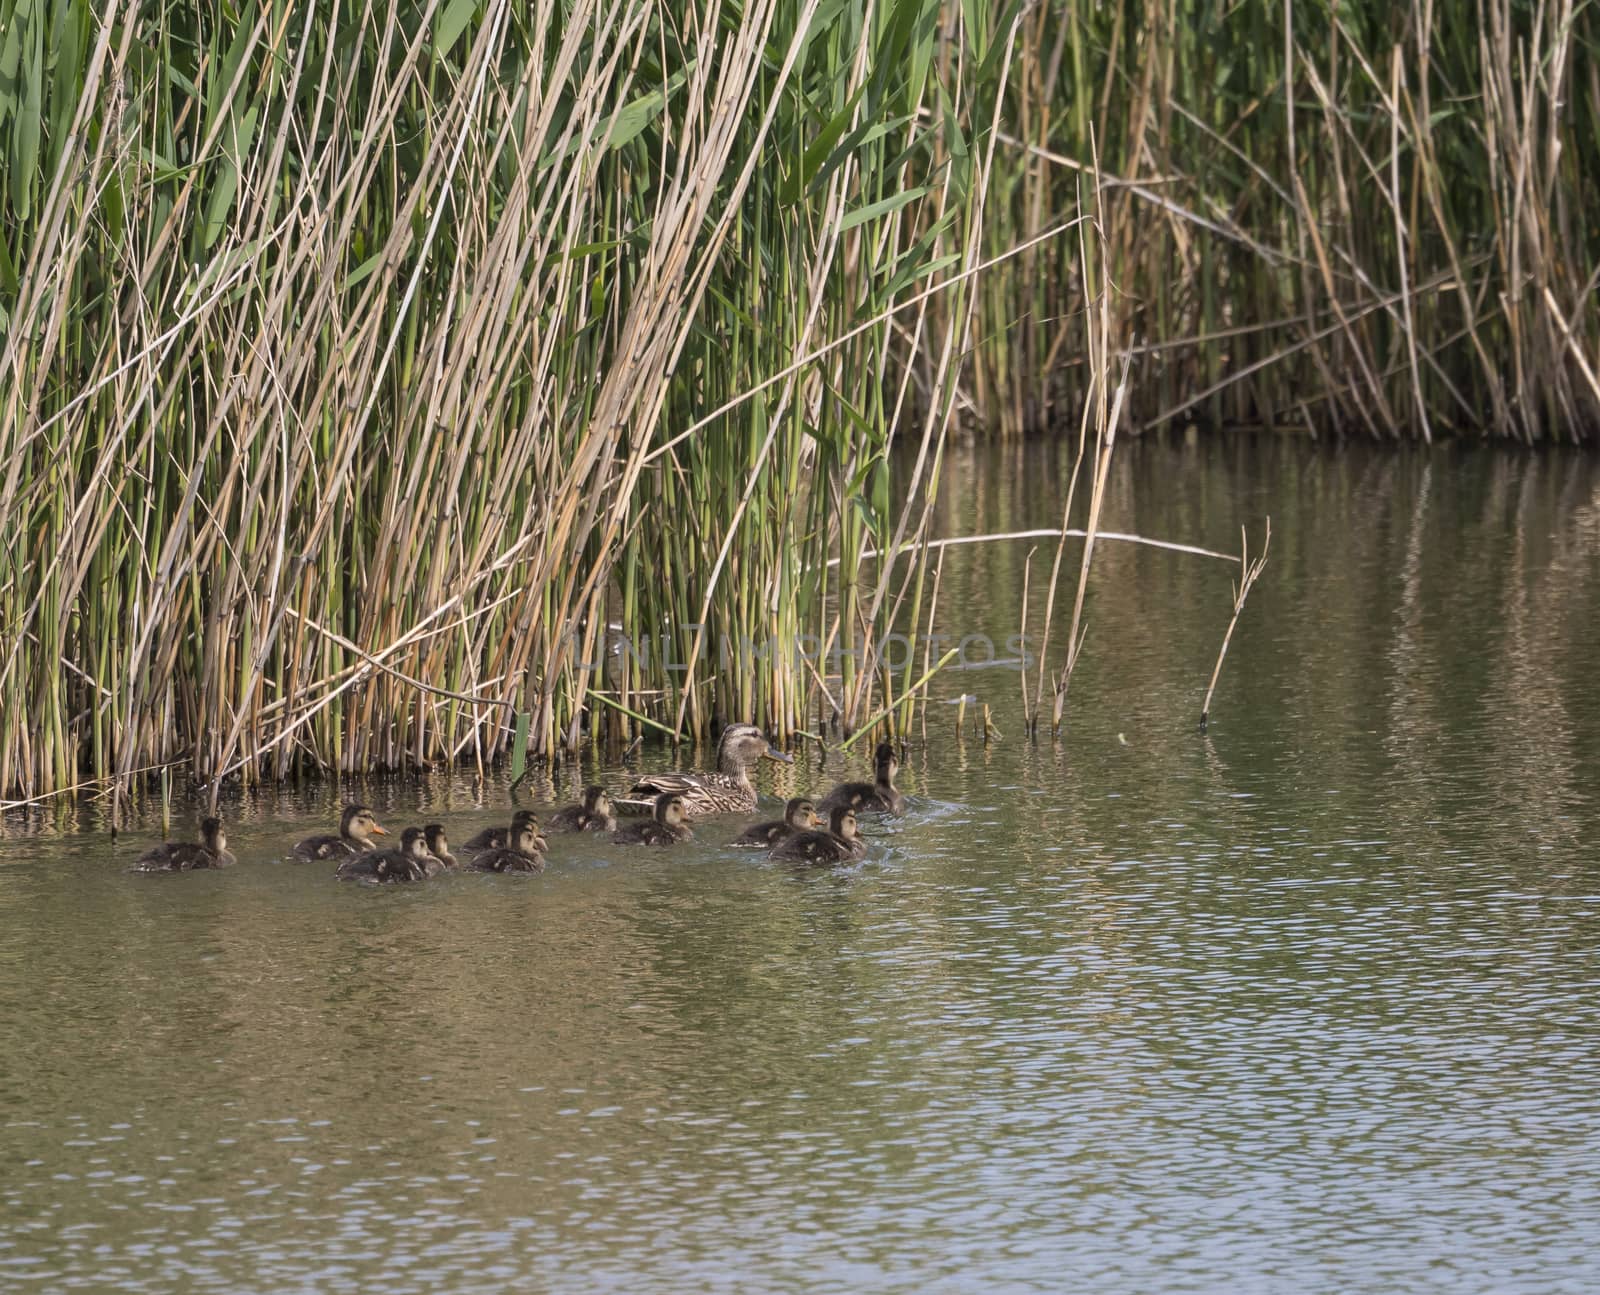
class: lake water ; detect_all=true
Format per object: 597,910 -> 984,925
3,439 -> 1599,1292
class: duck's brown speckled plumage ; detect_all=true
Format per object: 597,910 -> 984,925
622,724 -> 791,817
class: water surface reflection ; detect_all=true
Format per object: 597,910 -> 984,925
3,441 -> 1599,1292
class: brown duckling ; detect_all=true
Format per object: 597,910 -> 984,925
467,822 -> 545,873
612,792 -> 693,845
294,804 -> 388,859
463,809 -> 547,855
771,806 -> 866,865
818,741 -> 905,816
134,816 -> 235,871
421,823 -> 458,875
730,797 -> 818,848
547,785 -> 616,834
337,826 -> 431,883
621,723 -> 791,817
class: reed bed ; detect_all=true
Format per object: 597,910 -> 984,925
970,0 -> 1600,441
0,0 -> 1019,802
1,0 -> 1593,802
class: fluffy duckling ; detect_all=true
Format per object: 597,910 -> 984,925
818,741 -> 905,815
621,723 -> 791,817
464,809 -> 547,855
467,822 -> 545,873
547,785 -> 616,834
294,804 -> 388,859
612,792 -> 693,845
730,797 -> 818,848
337,826 -> 431,883
134,816 -> 235,871
421,823 -> 458,875
771,806 -> 866,865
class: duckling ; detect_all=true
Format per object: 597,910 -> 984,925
467,822 -> 546,873
621,723 -> 791,817
337,826 -> 431,883
729,797 -> 818,848
547,785 -> 617,834
134,816 -> 235,871
294,804 -> 388,859
463,809 -> 547,855
612,792 -> 693,845
818,741 -> 905,815
771,806 -> 866,865
421,823 -> 458,875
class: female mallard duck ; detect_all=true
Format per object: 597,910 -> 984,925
467,822 -> 545,873
622,723 -> 791,817
818,741 -> 905,815
294,804 -> 388,860
730,797 -> 818,848
771,806 -> 866,865
421,823 -> 458,875
337,825 -> 431,883
134,816 -> 235,871
612,792 -> 693,845
548,785 -> 616,834
464,809 -> 546,855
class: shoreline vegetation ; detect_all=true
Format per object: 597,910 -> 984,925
1,0 -> 1594,803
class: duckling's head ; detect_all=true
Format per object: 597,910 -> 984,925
424,823 -> 450,858
510,822 -> 542,855
873,741 -> 899,783
583,785 -> 610,815
655,793 -> 688,829
399,826 -> 429,858
718,723 -> 792,773
342,804 -> 387,843
828,806 -> 859,841
784,797 -> 818,829
200,816 -> 226,853
511,809 -> 540,830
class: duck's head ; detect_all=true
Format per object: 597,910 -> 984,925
583,785 -> 611,816
424,823 -> 450,858
399,826 -> 429,858
511,809 -> 540,831
200,816 -> 227,853
784,797 -> 818,829
655,792 -> 688,829
828,806 -> 859,841
718,723 -> 791,773
342,804 -> 387,843
873,741 -> 899,784
510,822 -> 543,855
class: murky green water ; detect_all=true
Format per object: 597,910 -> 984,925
4,440 -> 1600,1292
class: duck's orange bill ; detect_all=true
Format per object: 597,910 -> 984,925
371,824 -> 389,835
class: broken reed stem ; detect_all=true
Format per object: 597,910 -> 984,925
1199,519 -> 1273,732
